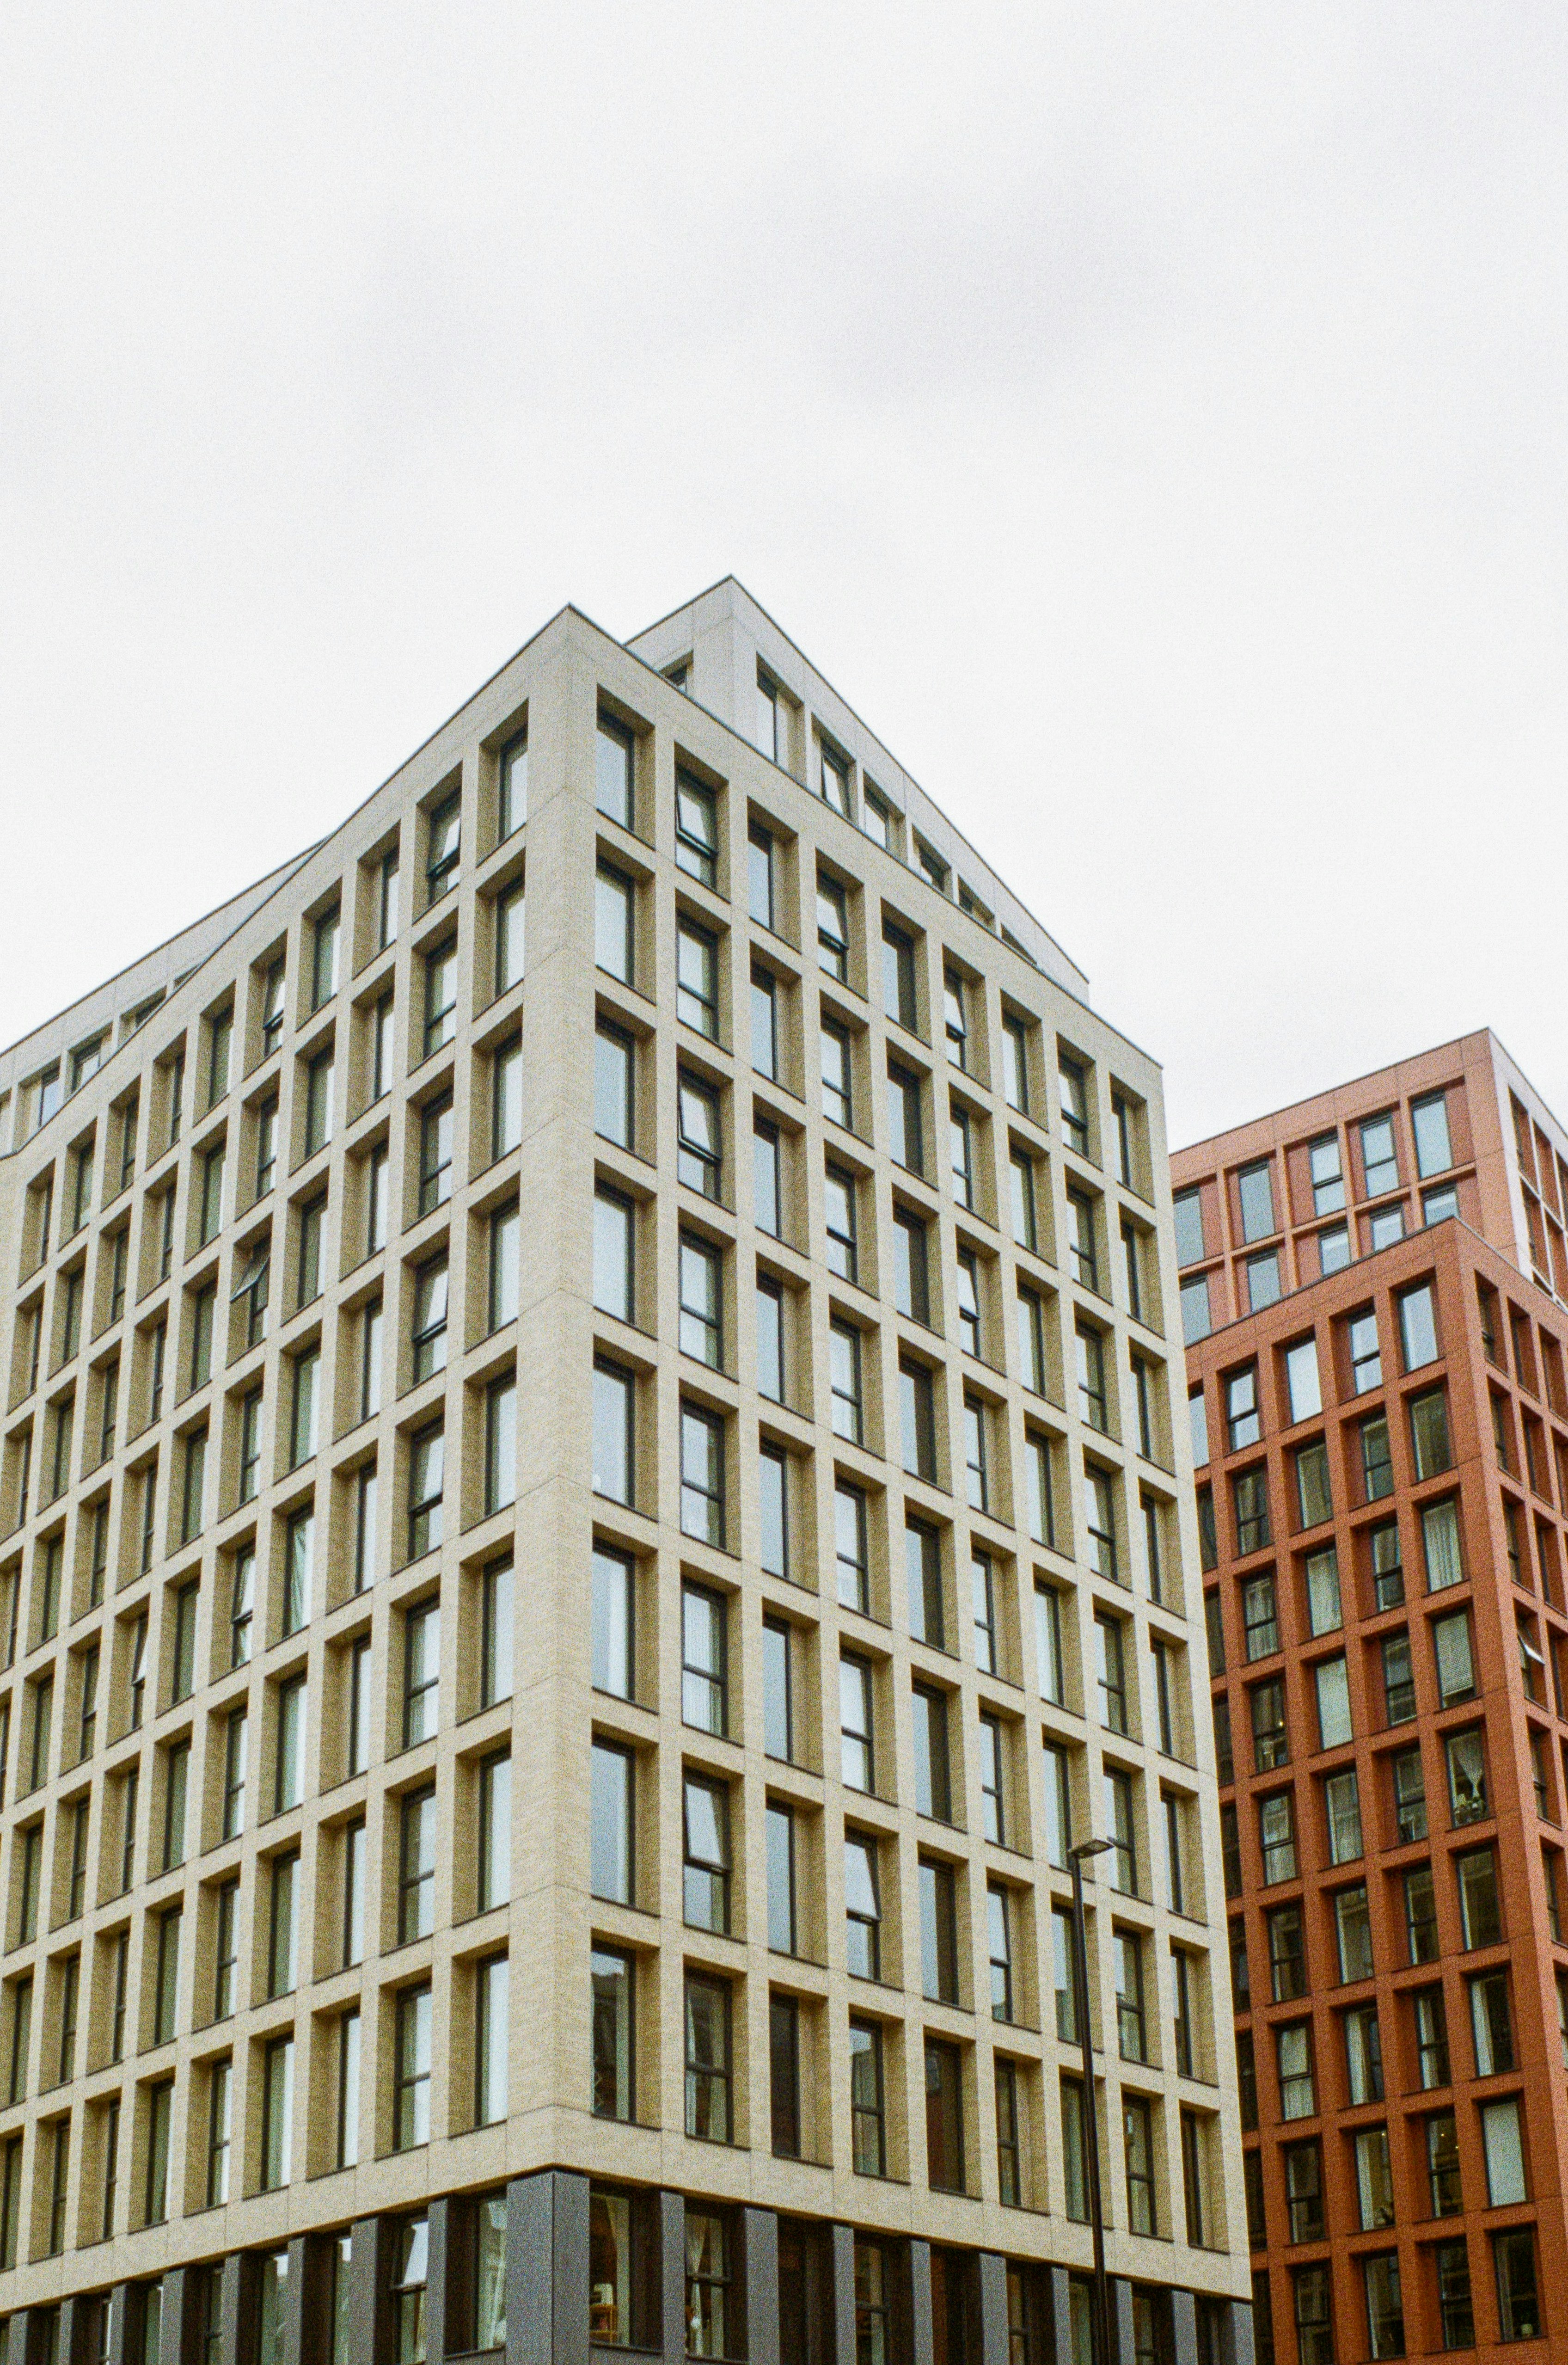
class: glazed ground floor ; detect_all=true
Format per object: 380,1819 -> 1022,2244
0,2168 -> 1254,2365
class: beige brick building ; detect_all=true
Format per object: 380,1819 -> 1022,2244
0,580 -> 1250,2365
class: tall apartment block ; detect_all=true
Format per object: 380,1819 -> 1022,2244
0,578 -> 1248,2365
1176,1031 -> 1568,2365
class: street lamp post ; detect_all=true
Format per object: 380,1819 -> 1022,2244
1069,1837 -> 1115,2365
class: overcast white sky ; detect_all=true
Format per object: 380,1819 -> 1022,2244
2,4 -> 1565,1147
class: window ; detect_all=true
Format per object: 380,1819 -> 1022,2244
677,918 -> 719,1039
684,1973 -> 731,2141
409,1254 -> 449,1386
1078,1325 -> 1109,1431
919,1856 -> 958,2002
676,1072 -> 722,1200
683,1773 -> 730,1934
591,1361 -> 633,1505
1392,1746 -> 1427,1843
1446,1728 -> 1487,1825
487,1201 -> 519,1333
595,714 -> 634,826
900,1358 -> 937,1481
954,1246 -> 984,1358
1277,2023 -> 1315,2119
1260,1790 -> 1297,1884
1410,1387 -> 1451,1477
1493,2228 -> 1541,2342
1283,2139 -> 1323,2243
849,2022 -> 885,2175
1434,1609 -> 1475,1706
984,1721 -> 1017,1844
1456,1845 -> 1500,1947
1342,2004 -> 1383,2107
750,967 -> 778,1081
829,1320 -> 864,1441
1236,1159 -> 1275,1242
1114,1925 -> 1147,2062
1105,1766 -> 1136,1893
755,1272 -> 785,1403
765,1800 -> 798,1957
962,1395 -> 989,1509
1434,2240 -> 1474,2349
589,1186 -> 637,1326
834,1481 -> 869,1611
1248,1250 -> 1281,1310
1251,1678 -> 1288,1770
678,1581 -> 729,1736
971,1551 -> 998,1675
1084,1463 -> 1117,1579
675,770 -> 717,887
1058,1055 -> 1090,1157
478,1557 -> 514,1710
595,861 -> 635,983
1334,1882 -> 1372,1977
680,1402 -> 724,1545
594,1019 -> 633,1148
1361,1112 -> 1399,1196
841,1827 -> 885,1981
590,1742 -> 633,1904
1404,1865 -> 1439,1963
1096,1614 -> 1128,1735
400,1599 -> 439,1747
1411,1090 -> 1452,1177
1326,1770 -> 1363,1865
1067,1188 -> 1098,1290
591,1947 -> 635,2122
1470,1970 -> 1514,2074
815,877 -> 851,983
813,1015 -> 855,1131
822,1164 -> 859,1282
887,1062 -> 924,1174
943,971 -> 970,1070
925,2038 -> 964,2191
744,821 -> 778,932
841,1654 -> 874,1792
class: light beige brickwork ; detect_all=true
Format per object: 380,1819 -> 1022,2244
0,579 -> 1249,2362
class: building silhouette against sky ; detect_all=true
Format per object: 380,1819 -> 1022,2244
1177,1032 -> 1568,2365
0,582 -> 1248,2364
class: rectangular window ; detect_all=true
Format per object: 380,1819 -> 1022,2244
676,918 -> 720,1039
849,2022 -> 886,2175
841,1655 -> 875,1793
845,1832 -> 882,1979
676,1073 -> 722,1200
887,1063 -> 924,1175
684,1973 -> 731,2142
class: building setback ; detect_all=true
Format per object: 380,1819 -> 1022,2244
1176,1032 -> 1568,2365
0,577 -> 1249,2365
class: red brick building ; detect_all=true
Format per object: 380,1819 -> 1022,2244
1175,1033 -> 1568,2365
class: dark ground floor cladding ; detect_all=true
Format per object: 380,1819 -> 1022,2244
1,2169 -> 1254,2365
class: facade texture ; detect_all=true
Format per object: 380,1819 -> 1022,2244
1176,1034 -> 1568,2365
0,579 -> 1247,2364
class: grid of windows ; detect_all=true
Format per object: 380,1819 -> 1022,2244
0,596 -> 1226,2342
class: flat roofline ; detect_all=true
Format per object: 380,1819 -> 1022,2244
1175,1025 -> 1568,1167
1181,1208 -> 1517,1357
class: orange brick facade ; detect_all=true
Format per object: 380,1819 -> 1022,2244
1176,1036 -> 1568,2365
